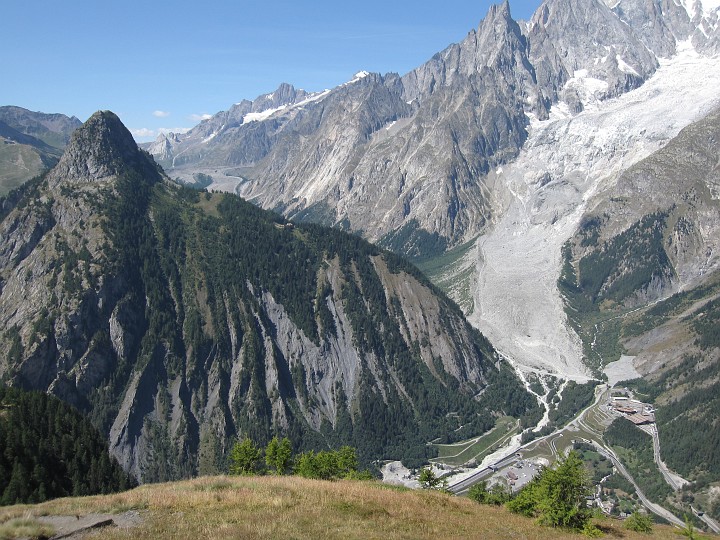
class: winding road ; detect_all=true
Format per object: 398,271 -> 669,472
449,384 -> 691,529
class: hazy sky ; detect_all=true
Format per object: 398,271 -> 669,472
3,0 -> 543,142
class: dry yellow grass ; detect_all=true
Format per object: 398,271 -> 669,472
0,476 -> 688,539
0,513 -> 55,540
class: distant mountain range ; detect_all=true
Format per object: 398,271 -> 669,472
0,106 -> 81,196
138,0 -> 720,513
149,0 -> 719,259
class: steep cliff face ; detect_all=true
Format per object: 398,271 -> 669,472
148,0 -> 720,260
0,112 -> 537,481
528,0 -> 659,108
402,1 -> 544,116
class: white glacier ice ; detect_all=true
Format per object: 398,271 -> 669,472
467,44 -> 720,381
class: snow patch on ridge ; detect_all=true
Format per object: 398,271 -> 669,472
338,71 -> 371,88
701,0 -> 720,15
202,124 -> 224,144
292,89 -> 332,110
562,73 -> 609,110
242,105 -> 288,124
678,0 -> 719,18
616,55 -> 640,76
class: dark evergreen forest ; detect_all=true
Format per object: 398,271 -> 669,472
0,386 -> 134,505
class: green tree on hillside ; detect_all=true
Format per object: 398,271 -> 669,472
265,437 -> 292,475
677,516 -> 706,540
507,451 -> 593,530
335,445 -> 359,475
229,437 -> 263,476
624,511 -> 653,533
418,467 -> 447,491
294,447 -> 366,480
468,481 -> 511,505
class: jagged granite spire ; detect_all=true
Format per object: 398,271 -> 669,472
610,0 -> 679,58
401,1 -> 533,102
48,110 -> 161,186
528,0 -> 659,103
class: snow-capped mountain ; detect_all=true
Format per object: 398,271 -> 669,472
152,0 -> 719,256
468,41 -> 720,381
150,0 -> 720,384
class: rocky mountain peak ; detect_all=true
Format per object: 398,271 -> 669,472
488,0 -> 512,19
258,82 -> 307,109
148,132 -> 176,162
473,2 -> 534,70
401,1 -> 531,101
527,0 -> 659,109
48,110 -> 160,186
475,0 -> 522,53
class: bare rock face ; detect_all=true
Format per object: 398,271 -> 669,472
48,111 -> 161,187
402,1 -> 544,117
575,105 -> 720,290
528,0 -> 659,103
610,0 -> 680,58
147,0 -> 720,259
148,133 -> 181,163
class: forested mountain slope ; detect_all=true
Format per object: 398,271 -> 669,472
0,111 -> 538,482
0,386 -> 134,505
561,106 -> 720,518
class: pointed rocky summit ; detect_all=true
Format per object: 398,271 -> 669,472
48,110 -> 161,187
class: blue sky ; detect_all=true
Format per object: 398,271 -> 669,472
2,0 -> 542,142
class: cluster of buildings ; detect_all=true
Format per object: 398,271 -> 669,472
609,396 -> 655,425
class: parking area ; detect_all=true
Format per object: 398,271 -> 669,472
490,457 -> 544,492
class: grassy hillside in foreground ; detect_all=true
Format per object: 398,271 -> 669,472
0,476 -> 687,540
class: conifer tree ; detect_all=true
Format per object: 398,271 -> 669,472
265,437 -> 292,475
507,451 -> 593,530
229,437 -> 263,475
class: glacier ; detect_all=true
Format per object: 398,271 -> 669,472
467,41 -> 720,381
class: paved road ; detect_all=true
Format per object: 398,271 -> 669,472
450,385 -> 608,495
588,442 -> 685,527
450,453 -> 519,496
640,424 -> 688,491
449,384 -> 689,528
701,514 -> 720,534
692,507 -> 720,534
573,389 -> 686,527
